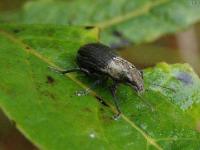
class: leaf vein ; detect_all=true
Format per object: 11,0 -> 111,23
96,0 -> 170,29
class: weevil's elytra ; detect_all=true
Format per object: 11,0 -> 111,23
77,43 -> 116,72
55,43 -> 144,117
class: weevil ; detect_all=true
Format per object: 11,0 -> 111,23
52,43 -> 144,117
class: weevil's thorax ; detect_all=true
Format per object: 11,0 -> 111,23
103,56 -> 144,93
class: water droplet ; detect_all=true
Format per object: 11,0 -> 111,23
180,98 -> 193,110
112,114 -> 121,120
173,135 -> 178,140
89,133 -> 95,139
75,90 -> 88,96
141,123 -> 147,130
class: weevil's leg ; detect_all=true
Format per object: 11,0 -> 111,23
139,70 -> 144,79
76,76 -> 108,96
110,81 -> 121,119
62,68 -> 90,74
48,66 -> 90,75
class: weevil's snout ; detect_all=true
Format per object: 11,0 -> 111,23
127,70 -> 145,93
135,83 -> 145,93
128,79 -> 144,93
127,80 -> 144,94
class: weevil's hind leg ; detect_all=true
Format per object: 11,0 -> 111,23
110,81 -> 121,119
76,79 -> 103,96
48,66 -> 90,75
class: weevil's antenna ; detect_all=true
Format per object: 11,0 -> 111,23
127,83 -> 155,112
139,69 -> 175,93
147,83 -> 176,93
137,94 -> 155,112
137,82 -> 174,112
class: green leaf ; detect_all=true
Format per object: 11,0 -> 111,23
20,0 -> 200,44
0,24 -> 200,150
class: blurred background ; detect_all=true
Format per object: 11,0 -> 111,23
0,0 -> 200,149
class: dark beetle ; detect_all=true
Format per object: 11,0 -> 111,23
55,43 -> 144,117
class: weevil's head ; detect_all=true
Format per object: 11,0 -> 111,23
106,56 -> 145,93
126,69 -> 144,93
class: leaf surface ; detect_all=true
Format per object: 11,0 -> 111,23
0,24 -> 200,150
20,0 -> 200,44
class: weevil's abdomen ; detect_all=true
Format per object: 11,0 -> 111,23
77,43 -> 116,74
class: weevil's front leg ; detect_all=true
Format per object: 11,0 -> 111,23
48,66 -> 90,75
139,70 -> 143,79
110,81 -> 121,119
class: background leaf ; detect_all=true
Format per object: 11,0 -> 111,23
19,0 -> 200,45
0,24 -> 200,149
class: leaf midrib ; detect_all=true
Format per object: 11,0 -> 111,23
96,0 -> 170,29
0,29 -> 163,150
